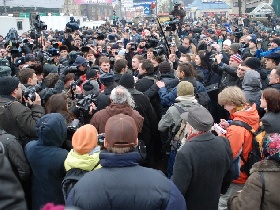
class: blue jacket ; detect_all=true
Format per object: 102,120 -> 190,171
256,46 -> 280,59
67,150 -> 186,210
25,113 -> 68,210
159,77 -> 209,107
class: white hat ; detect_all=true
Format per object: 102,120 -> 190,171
223,39 -> 232,46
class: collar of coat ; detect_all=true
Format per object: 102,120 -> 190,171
250,159 -> 280,174
99,150 -> 141,168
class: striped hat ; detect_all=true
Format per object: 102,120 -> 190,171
230,54 -> 242,63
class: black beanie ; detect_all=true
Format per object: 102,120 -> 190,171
100,73 -> 114,85
86,69 -> 97,80
272,38 -> 280,47
119,73 -> 135,89
0,76 -> 19,96
158,61 -> 171,73
245,57 -> 261,70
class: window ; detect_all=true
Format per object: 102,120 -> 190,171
17,21 -> 23,30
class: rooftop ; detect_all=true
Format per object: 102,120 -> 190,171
0,0 -> 64,9
187,0 -> 231,10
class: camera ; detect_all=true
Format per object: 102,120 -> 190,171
66,17 -> 79,33
256,38 -> 263,44
166,17 -> 180,31
33,15 -> 47,31
70,78 -> 83,92
23,83 -> 42,102
233,28 -> 243,38
76,94 -> 98,113
145,37 -> 159,49
173,2 -> 180,10
153,45 -> 165,56
130,42 -> 138,51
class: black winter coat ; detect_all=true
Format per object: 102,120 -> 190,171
172,133 -> 234,210
0,129 -> 30,182
0,96 -> 45,146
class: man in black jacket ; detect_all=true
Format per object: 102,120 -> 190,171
0,142 -> 27,210
0,76 -> 45,147
67,114 -> 186,210
172,106 -> 234,210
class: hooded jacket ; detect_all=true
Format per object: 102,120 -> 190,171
25,113 -> 68,210
242,70 -> 262,107
90,103 -> 144,133
226,104 -> 260,184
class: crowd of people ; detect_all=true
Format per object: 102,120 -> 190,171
1,13 -> 280,210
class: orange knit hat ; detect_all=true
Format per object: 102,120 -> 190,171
72,124 -> 98,154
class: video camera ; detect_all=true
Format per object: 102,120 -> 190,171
166,17 -> 180,31
153,45 -> 165,56
233,28 -> 243,38
33,15 -> 47,31
22,82 -> 42,102
77,93 -> 98,113
145,36 -> 159,49
66,17 -> 79,33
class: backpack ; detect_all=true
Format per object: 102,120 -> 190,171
170,104 -> 187,150
230,120 -> 263,176
195,92 -> 209,108
62,168 -> 90,201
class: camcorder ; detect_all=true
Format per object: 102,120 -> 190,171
23,82 -> 42,102
33,15 -> 47,31
66,17 -> 79,33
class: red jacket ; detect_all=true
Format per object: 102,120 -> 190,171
226,104 -> 259,184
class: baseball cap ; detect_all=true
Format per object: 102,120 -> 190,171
105,114 -> 138,148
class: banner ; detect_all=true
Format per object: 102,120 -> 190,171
74,0 -> 112,4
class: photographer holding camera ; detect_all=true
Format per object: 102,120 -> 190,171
169,2 -> 186,24
0,76 -> 45,147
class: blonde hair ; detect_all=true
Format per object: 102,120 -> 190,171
218,86 -> 247,106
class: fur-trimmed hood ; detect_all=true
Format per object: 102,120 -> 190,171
250,160 -> 280,174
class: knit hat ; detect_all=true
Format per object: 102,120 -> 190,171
230,43 -> 241,54
105,114 -> 138,148
100,73 -> 115,85
24,54 -> 36,62
119,73 -> 135,89
262,133 -> 280,162
158,61 -> 172,73
223,39 -> 232,47
0,76 -> 19,96
180,106 -> 214,131
230,54 -> 243,64
245,57 -> 261,70
177,81 -> 194,96
271,38 -> 280,47
59,45 -> 69,52
178,45 -> 188,54
86,69 -> 97,80
72,124 -> 98,155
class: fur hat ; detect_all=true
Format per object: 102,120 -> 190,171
59,45 -> 69,52
177,81 -> 194,96
72,124 -> 98,154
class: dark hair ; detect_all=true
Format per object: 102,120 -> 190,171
196,52 -> 208,69
44,73 -> 59,88
29,64 -> 44,75
64,73 -> 75,84
141,59 -> 154,74
262,88 -> 280,113
178,63 -> 196,77
183,36 -> 192,45
18,68 -> 35,84
113,59 -> 128,73
45,93 -> 71,123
